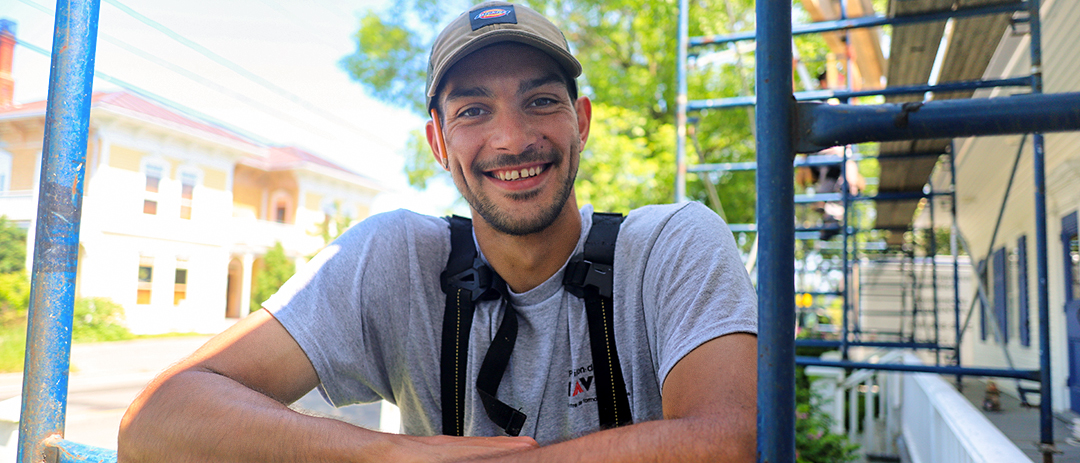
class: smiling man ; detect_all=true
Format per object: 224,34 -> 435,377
119,2 -> 757,462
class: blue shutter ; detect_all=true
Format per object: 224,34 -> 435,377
1018,236 -> 1030,347
980,259 -> 987,342
993,247 -> 1009,344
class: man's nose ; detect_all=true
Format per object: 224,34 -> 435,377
488,110 -> 539,154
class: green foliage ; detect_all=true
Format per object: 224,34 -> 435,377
314,201 -> 356,246
796,366 -> 861,463
0,271 -> 30,324
251,242 -> 295,313
0,216 -> 27,274
73,297 -> 133,343
339,11 -> 429,115
576,104 -> 673,212
339,0 -> 760,219
403,129 -> 443,190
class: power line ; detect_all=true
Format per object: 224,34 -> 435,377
13,0 -> 338,142
100,0 -> 394,149
12,0 -> 397,151
15,37 -> 276,147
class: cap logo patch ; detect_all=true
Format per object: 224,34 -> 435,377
470,5 -> 517,30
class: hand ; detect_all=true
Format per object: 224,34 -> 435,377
387,434 -> 538,462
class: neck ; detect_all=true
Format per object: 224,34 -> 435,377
473,198 -> 582,293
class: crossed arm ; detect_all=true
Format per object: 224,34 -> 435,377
118,310 -> 756,462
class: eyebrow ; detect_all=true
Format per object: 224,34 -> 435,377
444,73 -> 566,104
444,86 -> 495,104
518,73 -> 565,95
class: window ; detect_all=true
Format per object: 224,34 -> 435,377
137,256 -> 153,304
180,172 -> 196,220
143,165 -> 163,215
174,266 -> 188,305
275,203 -> 287,223
992,247 -> 1008,344
0,149 -> 11,192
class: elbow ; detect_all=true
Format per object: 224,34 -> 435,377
117,407 -> 143,462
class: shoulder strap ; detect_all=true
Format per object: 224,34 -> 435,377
440,215 -> 520,436
563,212 -> 632,429
441,212 -> 631,436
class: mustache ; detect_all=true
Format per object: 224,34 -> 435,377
473,148 -> 562,173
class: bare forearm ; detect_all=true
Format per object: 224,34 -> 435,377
467,414 -> 755,463
118,369 -> 390,463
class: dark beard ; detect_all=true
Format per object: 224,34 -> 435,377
459,145 -> 577,236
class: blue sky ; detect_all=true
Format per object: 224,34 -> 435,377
0,0 -> 463,216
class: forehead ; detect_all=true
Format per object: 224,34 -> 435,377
438,43 -> 567,99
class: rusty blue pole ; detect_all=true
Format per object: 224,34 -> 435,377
755,0 -> 795,461
17,0 -> 101,462
1027,0 -> 1054,460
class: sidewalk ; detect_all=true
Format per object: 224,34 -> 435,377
958,377 -> 1080,463
1,335 -> 383,453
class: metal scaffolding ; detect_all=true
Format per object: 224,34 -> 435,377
13,0 -> 1080,462
676,0 -> 1080,461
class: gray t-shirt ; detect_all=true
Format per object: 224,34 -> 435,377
266,201 -> 756,444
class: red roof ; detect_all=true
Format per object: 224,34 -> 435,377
0,91 -> 367,181
266,145 -> 358,175
0,91 -> 254,146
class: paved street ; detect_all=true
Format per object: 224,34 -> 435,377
0,336 -> 384,454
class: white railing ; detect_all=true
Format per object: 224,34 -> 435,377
898,353 -> 1032,463
807,351 -> 1032,463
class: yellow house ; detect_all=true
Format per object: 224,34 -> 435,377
0,91 -> 382,334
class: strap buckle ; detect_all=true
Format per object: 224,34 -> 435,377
563,254 -> 614,298
441,257 -> 504,302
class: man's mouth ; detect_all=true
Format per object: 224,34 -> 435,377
489,164 -> 549,181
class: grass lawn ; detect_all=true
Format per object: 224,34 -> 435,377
0,322 -> 26,373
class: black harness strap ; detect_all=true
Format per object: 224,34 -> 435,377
475,302 -> 527,436
440,216 -> 502,436
564,212 -> 632,429
440,212 -> 630,436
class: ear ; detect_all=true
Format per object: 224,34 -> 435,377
425,118 -> 449,170
575,96 -> 592,151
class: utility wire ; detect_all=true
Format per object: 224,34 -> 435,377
14,0 -> 396,151
15,37 -> 276,147
14,0 -> 335,141
100,0 -> 393,149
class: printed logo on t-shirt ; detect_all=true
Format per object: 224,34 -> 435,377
567,364 -> 597,408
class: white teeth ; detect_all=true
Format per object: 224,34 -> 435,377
495,165 -> 545,181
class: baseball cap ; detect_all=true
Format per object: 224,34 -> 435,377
426,1 -> 582,111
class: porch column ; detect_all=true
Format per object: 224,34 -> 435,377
240,252 -> 254,317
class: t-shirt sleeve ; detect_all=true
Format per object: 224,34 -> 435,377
642,202 -> 758,390
263,210 -> 448,407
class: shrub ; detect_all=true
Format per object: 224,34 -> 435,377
795,366 -> 861,463
72,297 -> 133,343
251,242 -> 295,313
0,271 -> 30,324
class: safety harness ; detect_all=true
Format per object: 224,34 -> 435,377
439,212 -> 632,437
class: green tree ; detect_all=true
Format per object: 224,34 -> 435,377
0,217 -> 29,323
251,242 -> 295,313
0,216 -> 27,274
339,0 -> 769,221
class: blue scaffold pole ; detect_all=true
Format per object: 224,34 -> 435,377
755,0 -> 795,461
17,1 -> 102,462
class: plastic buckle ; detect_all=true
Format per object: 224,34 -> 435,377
442,257 -> 502,302
563,254 -> 614,298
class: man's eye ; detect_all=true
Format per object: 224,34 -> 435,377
530,97 -> 556,107
459,107 -> 485,118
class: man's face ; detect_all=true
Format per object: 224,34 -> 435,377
428,43 -> 591,236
